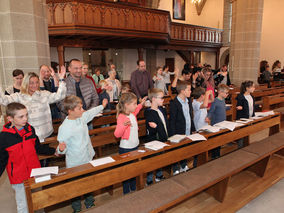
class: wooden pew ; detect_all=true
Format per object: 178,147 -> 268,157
262,94 -> 284,119
89,131 -> 284,213
24,113 -> 280,212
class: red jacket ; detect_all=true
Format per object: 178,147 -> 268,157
0,122 -> 55,184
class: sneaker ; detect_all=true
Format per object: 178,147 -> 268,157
155,176 -> 165,182
180,165 -> 189,173
146,180 -> 153,186
173,170 -> 180,176
86,203 -> 95,209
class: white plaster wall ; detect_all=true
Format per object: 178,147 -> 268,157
50,47 -> 83,63
158,0 -> 224,29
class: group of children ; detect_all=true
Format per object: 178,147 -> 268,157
0,79 -> 257,213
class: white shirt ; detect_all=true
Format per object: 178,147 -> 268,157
244,95 -> 254,117
120,113 -> 139,149
155,108 -> 168,136
192,99 -> 208,130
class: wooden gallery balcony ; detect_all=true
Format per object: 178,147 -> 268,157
47,0 -> 222,49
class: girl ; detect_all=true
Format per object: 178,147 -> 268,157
0,68 -> 66,142
114,92 -> 146,194
202,67 -> 215,107
236,80 -> 256,120
153,67 -> 168,95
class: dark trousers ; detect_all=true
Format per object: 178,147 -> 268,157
211,147 -> 221,159
71,193 -> 94,211
119,146 -> 138,194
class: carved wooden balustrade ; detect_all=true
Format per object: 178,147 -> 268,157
47,0 -> 170,43
170,22 -> 222,46
47,0 -> 222,48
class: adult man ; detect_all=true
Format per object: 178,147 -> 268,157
130,60 -> 153,98
39,65 -> 61,119
62,59 -> 99,116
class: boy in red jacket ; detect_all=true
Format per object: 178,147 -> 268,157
0,103 -> 56,213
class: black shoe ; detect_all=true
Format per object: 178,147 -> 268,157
146,180 -> 153,186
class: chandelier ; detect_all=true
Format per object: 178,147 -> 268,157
192,0 -> 202,3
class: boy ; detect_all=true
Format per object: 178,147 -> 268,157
57,95 -> 108,213
192,88 -> 213,130
207,84 -> 229,159
169,81 -> 195,175
0,102 -> 56,213
98,80 -> 111,110
144,88 -> 169,185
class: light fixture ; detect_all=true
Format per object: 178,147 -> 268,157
192,0 -> 202,4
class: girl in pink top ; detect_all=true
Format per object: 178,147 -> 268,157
114,92 -> 146,194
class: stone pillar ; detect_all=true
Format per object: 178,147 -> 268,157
0,0 -> 50,88
229,0 -> 264,85
223,0 -> 232,47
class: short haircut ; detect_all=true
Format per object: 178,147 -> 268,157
137,60 -> 145,66
182,69 -> 190,75
217,84 -> 229,92
192,87 -> 205,99
99,79 -> 107,88
69,58 -> 81,67
6,102 -> 26,118
64,95 -> 82,112
176,80 -> 191,94
12,69 -> 24,77
148,88 -> 163,102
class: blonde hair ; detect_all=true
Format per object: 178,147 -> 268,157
64,95 -> 82,112
20,72 -> 39,94
217,84 -> 229,92
99,79 -> 107,88
148,88 -> 163,102
116,92 -> 137,118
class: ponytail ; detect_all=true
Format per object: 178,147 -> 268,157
116,92 -> 137,118
240,81 -> 254,94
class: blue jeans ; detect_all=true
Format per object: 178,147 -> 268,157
71,193 -> 94,211
119,146 -> 138,194
147,169 -> 163,183
12,183 -> 28,213
211,147 -> 220,159
237,139 -> 244,149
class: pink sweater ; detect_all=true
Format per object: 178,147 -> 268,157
114,104 -> 143,140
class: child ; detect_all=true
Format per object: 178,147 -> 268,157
192,87 -> 213,130
235,81 -> 256,149
153,67 -> 168,95
169,81 -> 195,175
0,103 -> 56,213
57,95 -> 108,212
207,84 -> 229,159
144,88 -> 168,185
98,80 -> 111,110
121,82 -> 131,94
236,81 -> 256,120
114,92 -> 146,194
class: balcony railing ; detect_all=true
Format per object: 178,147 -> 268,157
47,0 -> 222,47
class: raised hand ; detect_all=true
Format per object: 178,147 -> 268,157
102,98 -> 108,108
58,65 -> 66,79
140,96 -> 148,106
124,120 -> 131,126
236,106 -> 243,110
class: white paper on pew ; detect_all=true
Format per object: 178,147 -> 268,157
240,118 -> 253,122
234,122 -> 245,127
251,116 -> 263,120
168,134 -> 187,143
144,141 -> 170,151
35,174 -> 51,183
214,121 -> 237,131
236,120 -> 248,124
30,166 -> 58,177
255,111 -> 274,117
89,157 -> 115,167
199,125 -> 221,133
187,133 -> 207,141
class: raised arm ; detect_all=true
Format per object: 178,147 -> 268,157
0,88 -> 20,106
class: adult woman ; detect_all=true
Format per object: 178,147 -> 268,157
5,69 -> 24,95
92,68 -> 104,87
105,69 -> 121,102
0,67 -> 66,141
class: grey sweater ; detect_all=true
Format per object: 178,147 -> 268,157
208,97 -> 226,125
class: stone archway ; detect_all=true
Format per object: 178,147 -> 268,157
220,48 -> 230,66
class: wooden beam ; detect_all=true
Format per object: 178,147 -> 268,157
57,45 -> 65,67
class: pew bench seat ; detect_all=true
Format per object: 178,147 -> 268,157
88,132 -> 284,213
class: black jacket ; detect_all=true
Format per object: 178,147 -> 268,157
144,107 -> 169,142
169,97 -> 196,136
236,94 -> 255,120
214,69 -> 231,86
